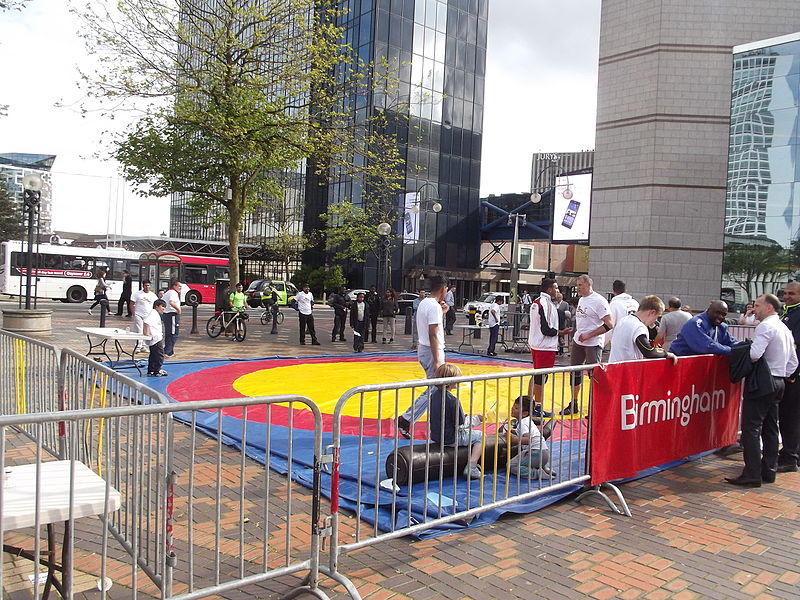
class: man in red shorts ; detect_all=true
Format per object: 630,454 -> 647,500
528,278 -> 572,417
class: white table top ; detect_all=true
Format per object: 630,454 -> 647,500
2,460 -> 121,531
76,326 -> 150,341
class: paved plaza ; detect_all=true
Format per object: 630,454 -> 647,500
3,300 -> 800,599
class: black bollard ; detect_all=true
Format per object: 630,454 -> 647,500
404,306 -> 413,334
270,306 -> 279,334
190,303 -> 199,334
99,301 -> 107,327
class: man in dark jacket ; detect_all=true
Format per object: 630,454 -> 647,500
779,281 -> 800,472
364,285 -> 381,343
329,286 -> 349,342
116,269 -> 133,317
349,292 -> 370,352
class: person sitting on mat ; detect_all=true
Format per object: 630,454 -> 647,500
427,363 -> 485,479
503,395 -> 551,478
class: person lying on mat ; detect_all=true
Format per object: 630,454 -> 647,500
502,395 -> 550,478
427,363 -> 484,479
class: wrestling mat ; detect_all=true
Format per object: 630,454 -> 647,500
131,350 -> 589,537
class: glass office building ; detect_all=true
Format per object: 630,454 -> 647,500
170,0 -> 487,291
724,33 -> 800,304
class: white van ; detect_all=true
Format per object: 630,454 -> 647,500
463,292 -> 511,321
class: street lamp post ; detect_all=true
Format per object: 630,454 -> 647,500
376,221 -> 391,292
22,173 -> 43,310
507,212 -> 527,306
411,182 -> 442,281
530,162 -> 571,278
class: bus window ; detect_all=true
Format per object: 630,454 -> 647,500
215,267 -> 230,281
93,259 -> 110,275
112,259 -> 128,278
185,265 -> 208,285
129,262 -> 139,280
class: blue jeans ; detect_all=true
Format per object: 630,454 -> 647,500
401,344 -> 439,422
487,324 -> 499,353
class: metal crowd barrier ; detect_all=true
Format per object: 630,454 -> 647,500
0,329 -> 62,457
324,363 -> 627,596
0,395 -> 332,600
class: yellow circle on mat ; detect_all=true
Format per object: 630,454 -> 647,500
232,360 -> 583,420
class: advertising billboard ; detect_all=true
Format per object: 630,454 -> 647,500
552,172 -> 592,243
400,192 -> 419,244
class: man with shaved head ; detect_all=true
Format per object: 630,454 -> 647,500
654,296 -> 692,351
778,281 -> 800,472
670,300 -> 737,357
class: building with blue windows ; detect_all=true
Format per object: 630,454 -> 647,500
723,33 -> 800,305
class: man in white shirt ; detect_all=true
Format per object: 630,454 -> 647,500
726,294 -> 798,487
528,278 -> 572,413
654,297 -> 692,351
131,280 -> 158,352
606,279 -> 639,348
162,280 -> 182,357
398,275 -> 448,437
564,274 -> 612,415
144,299 -> 167,376
486,295 -> 504,356
296,283 -> 320,345
609,295 -> 677,364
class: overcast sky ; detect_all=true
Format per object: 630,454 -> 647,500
0,0 -> 601,237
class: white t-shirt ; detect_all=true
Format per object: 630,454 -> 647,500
144,309 -> 164,346
574,291 -> 611,347
296,290 -> 314,315
163,289 -> 181,314
131,289 -> 158,318
515,415 -> 548,453
609,315 -> 649,362
487,302 -> 501,327
416,297 -> 444,348
607,293 -> 639,345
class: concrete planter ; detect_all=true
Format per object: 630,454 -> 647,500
2,309 -> 53,334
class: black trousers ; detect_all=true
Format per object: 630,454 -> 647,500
332,312 -> 346,340
445,307 -> 456,334
740,378 -> 784,480
89,293 -> 109,311
353,319 -> 367,351
368,312 -> 379,342
779,378 -> 800,466
299,313 -> 318,343
148,340 -> 165,374
162,313 -> 179,355
116,293 -> 131,316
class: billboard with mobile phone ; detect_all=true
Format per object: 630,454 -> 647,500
552,172 -> 592,243
400,192 -> 420,244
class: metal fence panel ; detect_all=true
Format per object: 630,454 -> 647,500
0,395 -> 329,599
326,363 -> 596,577
0,329 -> 61,457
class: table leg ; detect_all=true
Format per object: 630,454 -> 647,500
61,520 -> 72,599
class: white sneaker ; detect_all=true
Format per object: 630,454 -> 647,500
464,465 -> 482,479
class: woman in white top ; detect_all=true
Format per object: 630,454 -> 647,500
738,303 -> 760,326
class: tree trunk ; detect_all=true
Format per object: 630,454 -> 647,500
228,190 -> 243,286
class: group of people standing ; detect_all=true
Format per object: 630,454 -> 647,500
129,279 -> 182,376
321,285 -> 402,351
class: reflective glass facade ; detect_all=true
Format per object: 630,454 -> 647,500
170,0 -> 487,288
724,35 -> 800,305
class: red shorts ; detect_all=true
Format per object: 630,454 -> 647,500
531,349 -> 556,369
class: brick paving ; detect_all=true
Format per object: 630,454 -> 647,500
3,300 -> 800,598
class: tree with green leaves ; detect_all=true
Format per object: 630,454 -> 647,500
74,0 -> 406,285
722,242 -> 789,301
0,185 -> 24,242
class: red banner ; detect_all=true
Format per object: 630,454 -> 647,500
590,355 -> 741,485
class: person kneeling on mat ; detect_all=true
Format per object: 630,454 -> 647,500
504,396 -> 550,478
428,363 -> 484,479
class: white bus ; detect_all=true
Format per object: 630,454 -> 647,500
0,240 -> 142,303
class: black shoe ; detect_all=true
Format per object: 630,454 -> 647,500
332,338 -> 337,342
716,443 -> 744,457
761,471 -> 776,484
382,338 -> 386,344
312,340 -> 321,345
532,405 -> 553,418
300,341 -> 306,345
777,462 -> 798,473
560,402 -> 580,415
397,416 -> 411,439
724,475 -> 761,487
340,337 -> 346,341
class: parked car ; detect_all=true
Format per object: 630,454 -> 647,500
245,280 -> 299,307
463,292 -> 511,321
346,288 -> 369,302
397,292 -> 420,314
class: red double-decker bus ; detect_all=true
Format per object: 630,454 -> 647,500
138,252 -> 230,305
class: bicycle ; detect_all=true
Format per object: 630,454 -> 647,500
206,310 -> 248,342
260,307 -> 285,325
